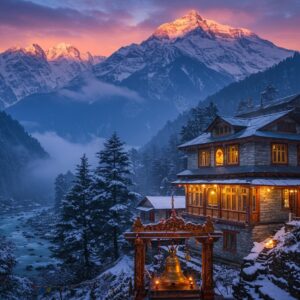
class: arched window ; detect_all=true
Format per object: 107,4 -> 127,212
215,148 -> 224,166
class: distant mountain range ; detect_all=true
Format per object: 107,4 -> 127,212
0,43 -> 105,108
3,10 -> 295,145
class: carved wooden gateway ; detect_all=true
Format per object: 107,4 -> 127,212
124,207 -> 222,300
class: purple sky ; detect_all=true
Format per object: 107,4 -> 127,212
0,0 -> 299,55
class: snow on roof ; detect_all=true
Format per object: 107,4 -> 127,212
179,110 -> 294,148
174,178 -> 300,186
136,206 -> 153,212
144,196 -> 186,209
244,94 -> 299,114
220,116 -> 248,127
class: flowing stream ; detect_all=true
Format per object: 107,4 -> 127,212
0,208 -> 56,278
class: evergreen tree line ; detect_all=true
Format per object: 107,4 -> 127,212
53,133 -> 138,282
130,102 -> 219,195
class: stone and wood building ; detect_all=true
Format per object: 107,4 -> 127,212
175,94 -> 300,262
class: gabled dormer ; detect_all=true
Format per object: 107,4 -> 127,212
205,116 -> 247,138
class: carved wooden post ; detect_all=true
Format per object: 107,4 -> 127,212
134,235 -> 145,299
201,237 -> 214,300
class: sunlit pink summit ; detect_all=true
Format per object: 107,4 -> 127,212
153,10 -> 253,39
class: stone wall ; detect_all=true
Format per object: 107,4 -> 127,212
240,142 -> 255,166
185,140 -> 299,169
254,141 -> 270,165
187,151 -> 198,169
184,213 -> 285,264
259,187 -> 289,223
289,143 -> 298,166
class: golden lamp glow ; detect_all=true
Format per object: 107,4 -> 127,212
267,188 -> 271,192
265,239 -> 275,249
210,190 -> 216,195
155,280 -> 160,285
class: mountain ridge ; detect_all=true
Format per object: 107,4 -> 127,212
0,43 -> 106,108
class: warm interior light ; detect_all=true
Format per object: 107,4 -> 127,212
265,239 -> 274,249
202,184 -> 206,188
267,188 -> 271,192
213,184 -> 217,188
155,280 -> 159,285
210,190 -> 216,195
189,276 -> 193,281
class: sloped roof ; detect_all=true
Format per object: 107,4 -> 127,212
237,94 -> 300,117
173,178 -> 300,186
179,110 -> 294,148
177,165 -> 300,177
139,196 -> 186,210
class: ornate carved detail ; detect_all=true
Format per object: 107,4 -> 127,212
133,217 -> 144,232
132,213 -> 214,234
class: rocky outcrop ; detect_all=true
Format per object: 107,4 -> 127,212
233,223 -> 300,300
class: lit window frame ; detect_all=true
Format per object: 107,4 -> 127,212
226,144 -> 239,166
271,143 -> 288,165
215,147 -> 225,166
198,148 -> 211,167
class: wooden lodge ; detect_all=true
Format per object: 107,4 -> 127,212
175,94 -> 300,262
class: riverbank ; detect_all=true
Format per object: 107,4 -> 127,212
0,207 -> 57,280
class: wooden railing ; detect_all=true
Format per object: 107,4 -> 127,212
187,206 -> 247,223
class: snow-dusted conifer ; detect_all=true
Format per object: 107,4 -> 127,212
95,133 -> 135,259
54,154 -> 96,279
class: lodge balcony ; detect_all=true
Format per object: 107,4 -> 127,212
179,183 -> 300,227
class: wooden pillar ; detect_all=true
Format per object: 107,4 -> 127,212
201,237 -> 214,300
134,236 -> 145,299
247,187 -> 252,225
218,186 -> 222,219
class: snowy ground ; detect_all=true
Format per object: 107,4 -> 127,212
0,208 -> 56,278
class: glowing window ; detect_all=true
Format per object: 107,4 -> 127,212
215,148 -> 224,166
282,189 -> 290,209
227,145 -> 239,165
207,188 -> 218,207
272,144 -> 288,164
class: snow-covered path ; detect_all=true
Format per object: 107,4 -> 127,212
0,208 -> 56,278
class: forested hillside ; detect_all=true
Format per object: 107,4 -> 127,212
146,52 -> 300,151
135,53 -> 300,195
0,111 -> 47,198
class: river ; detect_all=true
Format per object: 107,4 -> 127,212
0,208 -> 57,279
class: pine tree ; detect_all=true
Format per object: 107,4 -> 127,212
181,102 -> 218,142
54,171 -> 74,212
95,133 -> 135,260
54,155 -> 96,280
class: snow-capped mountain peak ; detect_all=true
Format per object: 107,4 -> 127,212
153,10 -> 254,39
46,43 -> 82,61
0,43 -> 105,108
24,43 -> 46,58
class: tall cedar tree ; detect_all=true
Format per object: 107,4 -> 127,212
54,155 -> 96,280
95,133 -> 134,260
